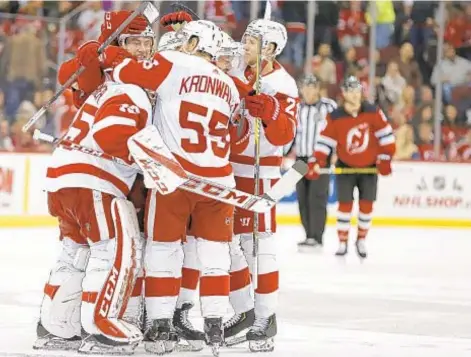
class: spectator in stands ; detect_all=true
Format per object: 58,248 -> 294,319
0,119 -> 13,151
314,1 -> 340,57
381,60 -> 407,105
454,130 -> 471,161
431,42 -> 471,104
419,85 -> 434,105
366,0 -> 395,49
442,104 -> 464,149
205,1 -> 236,35
77,1 -> 104,42
394,123 -> 419,160
337,1 -> 368,52
417,104 -> 433,124
396,85 -> 416,121
309,43 -> 336,84
444,4 -> 470,54
0,21 -> 46,123
395,42 -> 423,89
404,1 -> 437,54
10,114 -> 50,152
280,1 -> 306,70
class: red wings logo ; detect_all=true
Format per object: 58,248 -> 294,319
346,123 -> 370,154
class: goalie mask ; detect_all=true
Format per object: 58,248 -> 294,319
157,31 -> 184,52
180,20 -> 223,60
242,19 -> 287,60
118,25 -> 155,60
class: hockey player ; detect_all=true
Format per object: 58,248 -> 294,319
34,15 -> 156,354
36,79 -> 154,354
222,19 -> 300,352
101,20 -> 238,354
309,76 -> 396,258
57,10 -> 151,109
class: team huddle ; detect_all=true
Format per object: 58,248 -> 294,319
34,7 -> 299,356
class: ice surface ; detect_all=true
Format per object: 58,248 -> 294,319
1,225 -> 471,357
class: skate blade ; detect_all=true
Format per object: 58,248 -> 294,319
78,340 -> 138,355
144,340 -> 175,355
249,338 -> 275,352
176,339 -> 204,352
211,343 -> 221,357
33,338 -> 81,351
224,334 -> 247,347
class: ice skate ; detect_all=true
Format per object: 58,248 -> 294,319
144,318 -> 178,355
355,239 -> 367,258
223,308 -> 255,346
204,317 -> 223,357
247,314 -> 277,352
173,303 -> 204,352
33,322 -> 82,351
335,241 -> 348,256
78,333 -> 140,355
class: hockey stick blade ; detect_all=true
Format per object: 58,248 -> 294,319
170,2 -> 200,20
263,160 -> 308,202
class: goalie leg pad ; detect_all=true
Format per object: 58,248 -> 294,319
81,198 -> 143,345
38,237 -> 89,340
197,239 -> 230,317
145,241 -> 184,319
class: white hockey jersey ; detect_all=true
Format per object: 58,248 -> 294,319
229,61 -> 299,179
45,82 -> 153,198
112,51 -> 240,187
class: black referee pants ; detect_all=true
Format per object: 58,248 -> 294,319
296,173 -> 330,244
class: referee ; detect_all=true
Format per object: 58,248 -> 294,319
295,75 -> 337,248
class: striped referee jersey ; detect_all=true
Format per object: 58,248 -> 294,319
295,98 -> 337,158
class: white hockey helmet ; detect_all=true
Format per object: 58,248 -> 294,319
118,24 -> 156,47
243,19 -> 287,57
157,31 -> 183,52
180,20 -> 223,59
216,31 -> 243,58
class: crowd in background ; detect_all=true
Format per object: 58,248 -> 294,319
0,0 -> 470,162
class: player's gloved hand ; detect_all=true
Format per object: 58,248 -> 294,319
244,93 -> 280,126
160,11 -> 192,31
98,11 -> 148,44
305,159 -> 323,180
77,41 -> 101,68
100,46 -> 133,70
376,154 -> 392,176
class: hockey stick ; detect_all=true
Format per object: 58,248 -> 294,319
34,129 -> 307,213
251,34 -> 264,290
319,167 -> 378,175
22,1 -> 159,133
170,2 -> 200,20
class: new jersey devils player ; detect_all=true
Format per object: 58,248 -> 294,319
309,76 -> 396,258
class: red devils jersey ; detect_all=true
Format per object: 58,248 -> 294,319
315,102 -> 396,167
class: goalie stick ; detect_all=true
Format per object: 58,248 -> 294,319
34,129 -> 307,213
22,1 -> 159,133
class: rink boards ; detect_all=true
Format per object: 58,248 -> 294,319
0,153 -> 470,228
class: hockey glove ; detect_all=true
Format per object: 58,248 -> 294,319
305,159 -> 324,180
98,11 -> 148,44
100,46 -> 133,70
160,11 -> 192,31
376,155 -> 392,176
244,93 -> 280,126
77,41 -> 101,68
